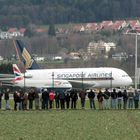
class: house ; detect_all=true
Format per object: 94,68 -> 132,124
134,25 -> 140,33
73,25 -> 85,32
85,23 -> 99,32
87,41 -> 116,58
111,20 -> 127,30
99,21 -> 113,30
104,42 -> 116,53
35,57 -> 45,62
0,56 -> 3,61
53,56 -> 62,61
0,32 -> 12,39
19,28 -> 26,36
8,28 -> 23,37
128,20 -> 140,30
69,52 -> 81,60
87,42 -> 98,55
8,28 -> 20,37
34,28 -> 48,34
56,28 -> 66,34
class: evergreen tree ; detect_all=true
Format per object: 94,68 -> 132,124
48,24 -> 56,36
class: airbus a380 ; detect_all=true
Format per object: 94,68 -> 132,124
14,40 -> 133,89
25,67 -> 132,88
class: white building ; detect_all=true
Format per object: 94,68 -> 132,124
0,56 -> 4,61
87,41 -> 116,55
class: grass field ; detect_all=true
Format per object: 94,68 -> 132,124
0,109 -> 140,140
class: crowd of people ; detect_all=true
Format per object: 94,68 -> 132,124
0,87 -> 139,111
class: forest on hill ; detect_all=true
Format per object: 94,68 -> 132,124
0,0 -> 140,28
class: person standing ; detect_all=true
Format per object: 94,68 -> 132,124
128,90 -> 134,109
4,88 -> 10,110
88,89 -> 96,109
28,88 -> 35,110
0,89 -> 3,109
134,90 -> 139,109
103,89 -> 110,109
34,91 -> 40,110
65,91 -> 71,109
13,90 -> 18,111
70,89 -> 78,109
16,91 -> 22,110
59,90 -> 65,109
54,91 -> 60,109
97,90 -> 103,110
23,92 -> 28,110
111,89 -> 117,109
122,89 -> 128,109
49,90 -> 54,109
19,90 -> 24,110
79,89 -> 86,109
117,90 -> 123,109
41,88 -> 49,110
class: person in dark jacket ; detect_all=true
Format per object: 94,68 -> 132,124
41,88 -> 49,110
134,90 -> 139,109
111,89 -> 117,109
79,89 -> 86,109
59,90 -> 65,109
70,89 -> 78,109
117,90 -> 123,109
13,90 -> 21,110
0,89 -> 3,109
88,89 -> 96,109
122,89 -> 128,109
19,89 -> 24,110
65,91 -> 71,109
97,90 -> 103,110
4,88 -> 10,110
103,89 -> 110,109
54,91 -> 60,109
28,88 -> 35,110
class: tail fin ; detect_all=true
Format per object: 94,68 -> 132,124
12,64 -> 24,81
14,39 -> 40,69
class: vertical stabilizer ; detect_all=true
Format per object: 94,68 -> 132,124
12,64 -> 23,81
14,40 -> 40,69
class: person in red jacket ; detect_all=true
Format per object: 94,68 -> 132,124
49,90 -> 54,109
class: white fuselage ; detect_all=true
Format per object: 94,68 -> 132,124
25,67 -> 133,88
14,79 -> 72,89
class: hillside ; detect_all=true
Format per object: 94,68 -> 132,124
0,0 -> 140,28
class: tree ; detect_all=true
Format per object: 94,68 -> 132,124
0,63 -> 12,74
48,24 -> 56,36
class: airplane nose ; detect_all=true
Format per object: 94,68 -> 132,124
128,77 -> 133,86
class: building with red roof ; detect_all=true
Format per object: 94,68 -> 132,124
111,20 -> 127,30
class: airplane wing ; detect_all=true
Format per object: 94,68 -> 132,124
0,74 -> 15,79
0,81 -> 14,86
0,74 -> 15,86
68,80 -> 96,89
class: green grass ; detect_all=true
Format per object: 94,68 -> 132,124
0,109 -> 140,140
0,99 -> 140,140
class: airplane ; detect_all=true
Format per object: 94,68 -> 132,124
14,39 -> 133,89
12,64 -> 72,89
0,74 -> 15,81
0,73 -> 15,87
